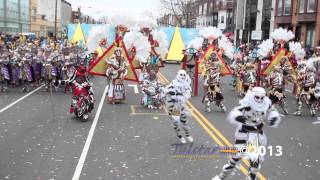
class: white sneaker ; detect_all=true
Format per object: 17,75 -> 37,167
186,136 -> 194,143
83,114 -> 89,120
212,175 -> 222,180
179,137 -> 186,144
221,105 -> 227,112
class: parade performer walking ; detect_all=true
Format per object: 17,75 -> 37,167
267,65 -> 289,114
105,48 -> 128,104
293,66 -> 317,116
141,69 -> 163,109
19,56 -> 33,92
212,87 -> 281,180
69,65 -> 95,120
0,53 -> 10,92
203,53 -> 227,112
164,70 -> 193,143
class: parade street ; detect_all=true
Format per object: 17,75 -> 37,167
0,64 -> 319,180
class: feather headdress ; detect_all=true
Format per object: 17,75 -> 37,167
218,35 -> 234,59
289,42 -> 305,60
137,16 -> 157,30
111,14 -> 136,29
257,39 -> 274,58
271,28 -> 294,42
124,31 -> 151,63
199,26 -> 222,41
151,30 -> 168,57
187,37 -> 203,49
86,25 -> 109,53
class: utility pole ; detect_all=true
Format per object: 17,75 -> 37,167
54,0 -> 58,39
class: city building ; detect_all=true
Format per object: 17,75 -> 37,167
30,0 -> 72,37
71,8 -> 95,24
233,0 -> 273,45
274,0 -> 320,47
30,0 -> 61,37
196,0 -> 215,28
61,0 -> 72,37
217,0 -> 233,31
157,14 -> 182,27
195,0 -> 233,31
0,0 -> 30,33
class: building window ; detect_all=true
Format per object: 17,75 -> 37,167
0,0 -> 4,17
277,0 -> 283,15
199,5 -> 202,15
307,0 -> 316,12
299,0 -> 305,13
221,15 -> 224,23
32,8 -> 37,21
306,25 -> 315,47
283,0 -> 291,15
6,0 -> 19,20
203,3 -> 207,15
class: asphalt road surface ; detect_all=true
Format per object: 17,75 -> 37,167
0,63 -> 319,180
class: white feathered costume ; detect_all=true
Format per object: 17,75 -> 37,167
214,87 -> 281,180
86,25 -> 109,54
164,70 -> 193,143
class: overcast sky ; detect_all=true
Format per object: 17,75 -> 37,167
67,0 -> 162,19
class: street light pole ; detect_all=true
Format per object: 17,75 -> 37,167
54,0 -> 58,40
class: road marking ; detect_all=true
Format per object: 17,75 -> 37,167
130,105 -> 136,115
128,84 -> 139,94
158,72 -> 267,180
72,85 -> 109,180
130,105 -> 167,116
0,85 -> 44,114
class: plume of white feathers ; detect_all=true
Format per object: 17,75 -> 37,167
289,42 -> 305,60
257,39 -> 274,58
136,16 -> 157,29
86,25 -> 109,53
111,14 -> 136,29
187,37 -> 203,49
152,30 -> 169,58
199,26 -> 222,41
307,56 -> 320,68
271,28 -> 294,42
218,35 -> 234,59
124,31 -> 151,63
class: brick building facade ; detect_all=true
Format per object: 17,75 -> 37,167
275,0 -> 320,47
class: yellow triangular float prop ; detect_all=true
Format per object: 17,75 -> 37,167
71,23 -> 86,45
262,48 -> 296,76
88,42 -> 138,82
198,45 -> 232,76
166,27 -> 185,62
96,46 -> 104,57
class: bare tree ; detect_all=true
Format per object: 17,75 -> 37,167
160,0 -> 193,27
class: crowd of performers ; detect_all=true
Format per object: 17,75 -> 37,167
2,21 -> 320,180
228,39 -> 320,118
0,36 -> 89,92
0,35 -> 96,120
179,27 -> 320,180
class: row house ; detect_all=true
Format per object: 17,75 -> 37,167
195,0 -> 233,32
275,0 -> 320,47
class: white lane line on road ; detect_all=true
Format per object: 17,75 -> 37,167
72,85 -> 109,180
128,84 -> 139,94
0,85 -> 44,114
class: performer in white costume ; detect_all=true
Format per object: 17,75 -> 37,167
213,87 -> 281,180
